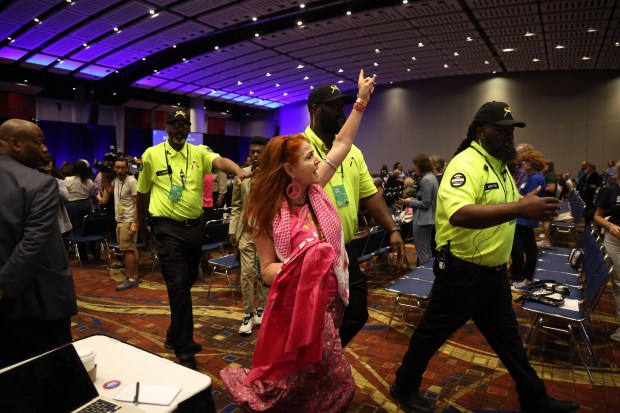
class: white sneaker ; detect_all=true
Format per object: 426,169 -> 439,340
611,328 -> 620,343
511,279 -> 532,292
239,313 -> 253,335
254,307 -> 264,326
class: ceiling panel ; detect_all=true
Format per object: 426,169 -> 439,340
1,0 -> 618,110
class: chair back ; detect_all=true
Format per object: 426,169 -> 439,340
348,233 -> 369,261
362,226 -> 386,256
584,254 -> 613,316
204,219 -> 230,245
80,213 -> 109,238
568,190 -> 586,221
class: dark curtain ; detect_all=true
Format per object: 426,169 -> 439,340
205,134 -> 250,165
124,128 -> 152,159
38,120 -> 116,166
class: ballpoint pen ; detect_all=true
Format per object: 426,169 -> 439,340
133,381 -> 140,405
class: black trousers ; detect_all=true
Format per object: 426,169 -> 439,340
0,313 -> 72,369
511,225 -> 538,280
339,242 -> 369,347
153,219 -> 204,361
395,255 -> 548,409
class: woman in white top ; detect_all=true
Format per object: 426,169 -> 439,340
65,159 -> 95,259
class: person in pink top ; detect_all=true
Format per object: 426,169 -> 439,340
201,145 -> 217,222
220,70 -> 375,412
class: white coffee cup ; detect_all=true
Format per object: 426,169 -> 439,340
76,347 -> 96,372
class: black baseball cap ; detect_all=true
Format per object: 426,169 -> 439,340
473,101 -> 525,128
307,84 -> 355,110
166,110 -> 191,125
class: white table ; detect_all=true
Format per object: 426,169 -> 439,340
73,335 -> 214,413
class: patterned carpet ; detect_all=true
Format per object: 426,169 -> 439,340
71,242 -> 620,413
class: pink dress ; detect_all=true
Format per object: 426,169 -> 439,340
220,205 -> 354,412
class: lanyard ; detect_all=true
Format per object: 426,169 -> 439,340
116,178 -> 125,202
471,146 -> 512,199
164,142 -> 189,188
308,136 -> 344,185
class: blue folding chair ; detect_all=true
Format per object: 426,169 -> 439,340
207,253 -> 241,304
521,248 -> 613,384
384,276 -> 434,338
67,213 -> 110,267
550,190 -> 585,245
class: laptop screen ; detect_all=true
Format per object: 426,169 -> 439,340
0,344 -> 98,413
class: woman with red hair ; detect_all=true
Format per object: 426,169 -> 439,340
220,70 -> 375,412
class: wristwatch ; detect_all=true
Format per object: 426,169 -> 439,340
388,225 -> 401,235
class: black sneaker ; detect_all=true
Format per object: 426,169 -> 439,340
389,382 -> 432,413
179,356 -> 197,370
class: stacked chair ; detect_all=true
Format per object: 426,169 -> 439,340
520,224 -> 614,383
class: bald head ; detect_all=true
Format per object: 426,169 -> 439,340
0,119 -> 48,168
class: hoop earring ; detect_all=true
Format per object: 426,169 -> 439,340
286,180 -> 301,199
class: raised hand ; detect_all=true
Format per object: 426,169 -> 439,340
357,69 -> 376,103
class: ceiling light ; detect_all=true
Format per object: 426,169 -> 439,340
113,92 -> 117,96
275,83 -> 280,87
57,58 -> 62,62
524,32 -> 535,37
153,69 -> 157,72
337,69 -> 343,73
418,42 -> 424,47
34,18 -> 40,23
338,80 -> 344,84
266,72 -> 271,77
300,3 -> 305,8
237,81 -> 242,85
283,92 -> 288,96
7,37 -> 12,40
214,46 -> 219,50
151,13 -> 159,18
411,57 -> 416,60
252,17 -> 257,21
502,48 -> 515,52
532,58 -> 540,62
616,42 -> 620,46
297,20 -> 303,26
375,49 -> 380,53
297,64 -> 304,69
83,43 -> 88,47
149,9 -> 155,14
72,87 -> 76,90
390,81 -> 393,84
254,33 -> 259,37
177,103 -> 180,106
182,58 -> 186,61
582,56 -> 591,60
407,68 -> 411,72
303,76 -> 309,80
373,62 -> 378,66
493,71 -> 497,74
466,37 -> 473,41
454,52 -> 459,56
555,45 -> 565,49
310,86 -> 314,89
141,57 -> 146,61
172,45 -> 177,48
444,64 -> 449,68
587,28 -> 597,33
346,11 -> 351,15
115,70 -> 119,73
484,60 -> 489,64
113,27 -> 119,31
249,91 -> 254,95
66,0 -> 72,2
403,0 -> 409,3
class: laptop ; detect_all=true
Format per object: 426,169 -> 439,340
0,343 -> 144,413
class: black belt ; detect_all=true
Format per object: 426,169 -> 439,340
448,253 -> 506,272
151,217 -> 202,227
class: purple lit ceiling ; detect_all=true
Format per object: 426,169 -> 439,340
1,0 -> 618,110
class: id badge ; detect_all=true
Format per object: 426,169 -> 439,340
168,184 -> 184,202
117,203 -> 124,214
332,184 -> 349,208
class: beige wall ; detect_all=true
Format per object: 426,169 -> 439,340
272,70 -> 620,176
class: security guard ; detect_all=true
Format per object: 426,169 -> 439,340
136,110 -> 248,369
390,102 -> 579,413
303,83 -> 404,347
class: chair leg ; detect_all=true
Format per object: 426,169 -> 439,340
569,324 -> 595,384
385,294 -> 400,338
207,267 -> 216,299
525,315 -> 543,358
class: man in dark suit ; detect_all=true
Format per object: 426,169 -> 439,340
0,118 -> 77,369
